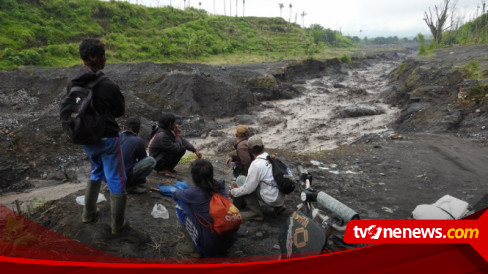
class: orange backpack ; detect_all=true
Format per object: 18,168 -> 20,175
195,193 -> 242,235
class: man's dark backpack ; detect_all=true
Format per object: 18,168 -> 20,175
59,76 -> 107,145
267,155 -> 295,194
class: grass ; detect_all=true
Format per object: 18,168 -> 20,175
179,153 -> 198,164
454,61 -> 483,80
0,0 -> 356,70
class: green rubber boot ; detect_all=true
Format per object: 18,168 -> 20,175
81,180 -> 101,223
110,193 -> 128,235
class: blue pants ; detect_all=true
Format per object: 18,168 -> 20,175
175,201 -> 210,256
83,137 -> 126,194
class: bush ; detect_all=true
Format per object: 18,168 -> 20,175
340,54 -> 351,63
418,33 -> 426,55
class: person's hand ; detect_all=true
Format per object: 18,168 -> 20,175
225,157 -> 233,166
195,150 -> 203,159
174,124 -> 181,136
228,190 -> 234,199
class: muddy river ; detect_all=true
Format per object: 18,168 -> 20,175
192,59 -> 401,153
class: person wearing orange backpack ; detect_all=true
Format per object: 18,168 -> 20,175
171,159 -> 238,258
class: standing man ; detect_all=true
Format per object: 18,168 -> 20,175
120,116 -> 156,194
148,112 -> 202,178
225,125 -> 252,178
67,38 -> 127,235
228,136 -> 286,221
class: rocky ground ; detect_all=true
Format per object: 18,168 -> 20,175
1,44 -> 488,262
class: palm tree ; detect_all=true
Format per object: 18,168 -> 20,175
183,0 -> 186,9
243,0 -> 245,16
289,3 -> 293,22
301,11 -> 306,28
236,0 -> 238,16
279,3 -> 284,17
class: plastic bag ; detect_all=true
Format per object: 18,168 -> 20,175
75,193 -> 107,206
157,181 -> 189,197
151,204 -> 169,219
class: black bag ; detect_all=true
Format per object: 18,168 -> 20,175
267,155 -> 295,194
59,76 -> 107,145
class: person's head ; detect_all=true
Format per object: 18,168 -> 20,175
191,159 -> 221,195
158,112 -> 176,130
124,116 -> 141,134
235,125 -> 249,139
247,135 -> 264,155
79,38 -> 106,71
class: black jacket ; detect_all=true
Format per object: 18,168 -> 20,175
148,128 -> 196,164
67,66 -> 125,138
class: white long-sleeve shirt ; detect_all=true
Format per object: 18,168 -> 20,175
230,152 -> 284,207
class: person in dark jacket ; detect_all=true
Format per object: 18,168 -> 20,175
225,125 -> 252,178
68,38 -> 127,235
119,116 -> 156,194
172,159 -> 237,258
148,112 -> 202,178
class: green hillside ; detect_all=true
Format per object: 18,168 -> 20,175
0,0 -> 354,70
442,13 -> 488,45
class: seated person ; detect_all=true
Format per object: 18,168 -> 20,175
228,136 -> 286,221
225,125 -> 252,178
119,116 -> 156,193
172,159 -> 237,258
147,112 -> 202,178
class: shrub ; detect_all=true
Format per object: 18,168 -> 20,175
340,54 -> 351,63
418,33 -> 426,55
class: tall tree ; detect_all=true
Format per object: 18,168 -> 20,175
279,3 -> 284,17
236,0 -> 238,16
289,3 -> 293,22
301,11 -> 306,27
423,0 -> 451,44
243,0 -> 245,16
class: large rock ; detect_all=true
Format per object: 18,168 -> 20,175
338,104 -> 385,118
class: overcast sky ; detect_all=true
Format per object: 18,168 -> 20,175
124,0 -> 485,38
